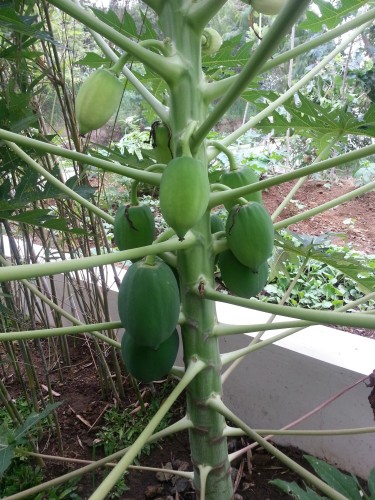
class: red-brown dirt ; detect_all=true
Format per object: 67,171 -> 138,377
263,178 -> 375,254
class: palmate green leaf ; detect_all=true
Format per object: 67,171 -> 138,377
276,232 -> 375,294
245,92 -> 375,144
304,455 -> 362,500
270,478 -> 326,499
202,35 -> 255,72
89,145 -> 153,170
300,0 -> 369,33
75,52 -> 111,69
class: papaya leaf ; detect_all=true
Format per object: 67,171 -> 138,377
89,145 -> 152,170
76,52 -> 111,69
276,232 -> 375,294
202,35 -> 255,72
12,402 -> 61,445
270,479 -> 326,499
247,93 -> 375,143
300,0 -> 368,32
139,10 -> 158,41
304,455 -> 362,500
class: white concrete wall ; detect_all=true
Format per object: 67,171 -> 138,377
217,303 -> 375,479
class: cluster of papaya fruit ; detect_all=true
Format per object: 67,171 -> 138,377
213,166 -> 274,299
113,197 -> 181,383
118,256 -> 180,383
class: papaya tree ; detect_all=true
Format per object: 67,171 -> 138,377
1,0 -> 375,499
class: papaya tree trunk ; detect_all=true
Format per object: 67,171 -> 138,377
159,4 -> 234,498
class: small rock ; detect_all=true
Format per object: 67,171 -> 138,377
145,484 -> 165,498
234,494 -> 243,500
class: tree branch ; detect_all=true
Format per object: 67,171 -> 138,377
47,0 -> 183,83
192,0 -> 310,150
188,0 -> 229,30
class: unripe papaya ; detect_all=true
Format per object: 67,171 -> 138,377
226,202 -> 274,270
118,257 -> 180,348
121,329 -> 179,383
75,68 -> 123,135
220,166 -> 262,211
218,250 -> 269,298
251,0 -> 287,15
159,157 -> 210,239
201,28 -> 223,56
210,213 -> 225,234
113,204 -> 155,259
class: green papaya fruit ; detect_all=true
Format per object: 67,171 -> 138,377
220,166 -> 262,211
218,250 -> 269,298
201,28 -> 223,56
113,204 -> 155,259
121,329 -> 179,383
75,68 -> 123,135
210,213 -> 225,234
118,257 -> 180,348
226,202 -> 274,270
159,157 -> 210,239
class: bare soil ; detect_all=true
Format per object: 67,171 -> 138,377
263,178 -> 375,254
9,338 -> 348,500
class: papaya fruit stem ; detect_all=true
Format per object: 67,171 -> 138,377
144,255 -> 156,266
130,180 -> 140,206
207,141 -> 237,171
178,121 -> 197,158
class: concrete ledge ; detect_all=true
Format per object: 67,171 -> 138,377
217,303 -> 375,479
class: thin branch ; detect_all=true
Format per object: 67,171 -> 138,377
275,177 -> 375,230
206,7 -> 375,102
208,142 -> 375,208
203,286 -> 375,331
213,319 -> 314,337
47,0 -> 183,83
208,396 -> 348,500
0,321 -> 121,345
192,0 -> 310,149
89,360 -> 206,500
0,233 -> 197,283
5,141 -> 114,225
71,0 -> 168,122
188,0 -> 229,30
207,21 -> 372,160
0,129 -> 161,185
